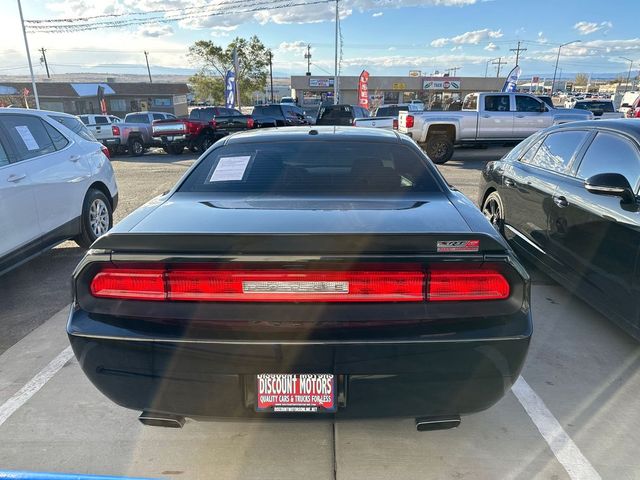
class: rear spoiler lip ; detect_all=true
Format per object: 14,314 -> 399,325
91,232 -> 508,256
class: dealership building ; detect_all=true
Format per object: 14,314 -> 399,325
290,75 -> 506,110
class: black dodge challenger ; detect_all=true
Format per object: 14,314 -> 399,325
68,126 -> 531,430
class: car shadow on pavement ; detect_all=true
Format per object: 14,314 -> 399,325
0,244 -> 85,354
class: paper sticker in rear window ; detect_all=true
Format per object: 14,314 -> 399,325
15,125 -> 40,151
208,155 -> 252,182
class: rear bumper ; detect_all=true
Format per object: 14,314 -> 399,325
101,138 -> 121,147
68,308 -> 531,420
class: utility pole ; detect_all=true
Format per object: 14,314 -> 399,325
268,50 -> 274,103
143,51 -> 152,83
621,57 -> 633,94
509,41 -> 527,66
17,0 -> 39,109
304,44 -> 312,76
334,0 -> 339,104
39,48 -> 50,79
492,57 -> 505,78
446,66 -> 461,76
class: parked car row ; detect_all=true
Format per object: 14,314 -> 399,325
398,92 -> 594,164
80,111 -> 177,156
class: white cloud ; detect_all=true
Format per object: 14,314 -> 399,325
278,41 -> 308,54
137,24 -> 174,37
574,21 -> 613,35
528,37 -> 640,64
537,31 -> 548,44
41,0 -> 478,34
431,28 -> 503,47
341,53 -> 488,68
451,46 -> 462,51
484,42 -> 498,51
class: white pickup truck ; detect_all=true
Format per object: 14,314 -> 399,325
398,92 -> 593,164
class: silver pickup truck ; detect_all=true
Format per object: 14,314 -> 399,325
398,92 -> 593,164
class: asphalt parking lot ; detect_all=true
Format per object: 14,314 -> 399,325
1,146 -> 639,480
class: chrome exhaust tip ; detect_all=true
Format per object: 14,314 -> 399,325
138,411 -> 185,428
415,415 -> 461,432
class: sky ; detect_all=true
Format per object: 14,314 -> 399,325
1,0 -> 639,80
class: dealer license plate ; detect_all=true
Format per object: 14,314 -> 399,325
256,374 -> 336,413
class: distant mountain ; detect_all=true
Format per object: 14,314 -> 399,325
520,72 -> 632,81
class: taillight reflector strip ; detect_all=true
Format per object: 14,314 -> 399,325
427,269 -> 510,301
90,268 -> 425,302
89,266 -> 511,303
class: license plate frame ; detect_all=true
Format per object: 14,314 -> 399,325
255,374 -> 336,413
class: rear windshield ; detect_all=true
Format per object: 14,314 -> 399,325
253,105 -> 282,116
50,115 -> 95,142
317,106 -> 353,120
574,101 -> 614,112
124,114 -> 150,124
178,141 -> 441,195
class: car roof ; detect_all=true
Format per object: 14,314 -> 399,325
126,111 -> 169,115
222,125 -> 407,145
551,119 -> 640,140
0,107 -> 76,119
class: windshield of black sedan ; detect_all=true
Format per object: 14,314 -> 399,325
179,140 -> 441,194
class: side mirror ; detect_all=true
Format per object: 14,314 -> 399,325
585,173 -> 636,203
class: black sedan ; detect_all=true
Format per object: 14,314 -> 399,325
68,126 -> 531,430
479,119 -> 640,340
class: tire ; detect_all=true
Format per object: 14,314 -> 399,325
481,191 -> 505,235
75,189 -> 113,249
188,145 -> 199,153
196,135 -> 215,153
167,145 -> 184,155
128,137 -> 144,157
423,135 -> 454,164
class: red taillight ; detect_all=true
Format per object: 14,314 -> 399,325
210,119 -> 217,129
91,267 -> 425,302
91,269 -> 165,300
100,144 -> 110,160
427,269 -> 509,302
112,125 -> 120,136
405,115 -> 414,128
393,118 -> 398,130
90,265 -> 510,303
247,118 -> 255,129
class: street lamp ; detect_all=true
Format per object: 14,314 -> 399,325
484,58 -> 495,78
620,57 -> 634,94
551,40 -> 581,95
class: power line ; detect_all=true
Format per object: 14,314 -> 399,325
25,0 -> 277,23
26,0 -> 332,33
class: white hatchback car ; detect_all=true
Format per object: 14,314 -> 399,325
0,108 -> 118,274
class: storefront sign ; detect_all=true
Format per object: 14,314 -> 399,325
409,70 -> 421,77
392,82 -> 406,90
309,78 -> 335,88
423,79 -> 461,90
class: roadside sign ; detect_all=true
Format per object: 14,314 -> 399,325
409,70 -> 421,77
423,80 -> 461,90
